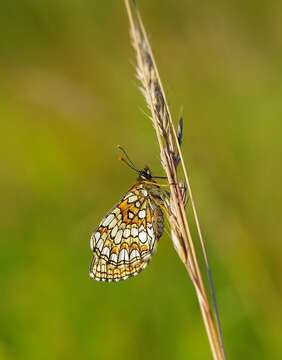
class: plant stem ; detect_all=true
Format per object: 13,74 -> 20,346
123,1 -> 226,358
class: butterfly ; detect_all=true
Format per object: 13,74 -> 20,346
89,149 -> 167,282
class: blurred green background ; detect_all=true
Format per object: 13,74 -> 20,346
0,0 -> 281,359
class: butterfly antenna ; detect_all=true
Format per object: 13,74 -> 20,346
117,145 -> 140,173
153,175 -> 167,179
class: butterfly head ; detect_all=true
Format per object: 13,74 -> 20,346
138,166 -> 152,181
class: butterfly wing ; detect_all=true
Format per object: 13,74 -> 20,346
89,183 -> 164,282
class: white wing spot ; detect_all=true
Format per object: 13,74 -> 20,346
128,211 -> 134,219
124,249 -> 129,262
90,236 -> 95,250
102,213 -> 115,227
96,239 -> 104,252
118,249 -> 129,262
138,210 -> 146,219
102,247 -> 110,258
139,231 -> 147,243
108,217 -> 117,229
114,229 -> 123,244
91,232 -> 100,250
128,195 -> 138,203
113,208 -> 121,215
123,228 -> 130,239
130,249 -> 140,261
135,201 -> 141,207
111,225 -> 118,238
131,227 -> 138,237
110,253 -> 118,263
141,189 -> 148,197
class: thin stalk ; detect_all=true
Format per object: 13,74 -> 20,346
123,1 -> 225,359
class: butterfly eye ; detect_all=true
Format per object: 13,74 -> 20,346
140,168 -> 152,180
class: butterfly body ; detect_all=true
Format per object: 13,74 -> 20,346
89,174 -> 164,282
